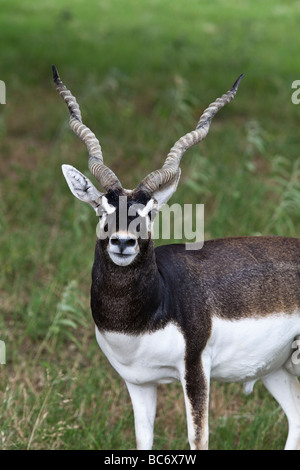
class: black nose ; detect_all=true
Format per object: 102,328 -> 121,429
110,235 -> 137,253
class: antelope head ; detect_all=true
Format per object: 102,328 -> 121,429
53,65 -> 243,267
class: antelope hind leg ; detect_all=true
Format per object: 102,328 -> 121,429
262,367 -> 300,450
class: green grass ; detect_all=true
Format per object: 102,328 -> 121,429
1,0 -> 300,450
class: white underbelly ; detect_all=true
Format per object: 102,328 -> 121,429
208,313 -> 300,383
95,323 -> 186,385
96,313 -> 300,387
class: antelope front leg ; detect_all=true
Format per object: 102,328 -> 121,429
181,355 -> 211,450
125,382 -> 157,450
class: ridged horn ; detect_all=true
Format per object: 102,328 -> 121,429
52,65 -> 122,192
136,74 -> 244,194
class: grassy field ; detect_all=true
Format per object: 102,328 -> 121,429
1,0 -> 300,450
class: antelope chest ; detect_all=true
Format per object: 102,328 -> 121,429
95,322 -> 186,385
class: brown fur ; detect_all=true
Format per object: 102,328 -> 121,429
91,234 -> 300,445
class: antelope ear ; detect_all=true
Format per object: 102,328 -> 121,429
152,169 -> 181,209
62,164 -> 103,210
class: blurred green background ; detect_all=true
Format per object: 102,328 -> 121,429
1,0 -> 300,450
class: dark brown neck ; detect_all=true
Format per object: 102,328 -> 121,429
91,239 -> 167,334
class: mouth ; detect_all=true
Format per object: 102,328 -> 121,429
108,251 -> 137,266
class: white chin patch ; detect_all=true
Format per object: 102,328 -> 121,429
108,252 -> 137,267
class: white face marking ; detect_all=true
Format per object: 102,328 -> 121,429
107,230 -> 139,266
136,198 -> 158,233
137,198 -> 155,218
101,195 -> 116,214
108,251 -> 138,267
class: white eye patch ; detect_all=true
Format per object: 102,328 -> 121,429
134,198 -> 158,233
101,195 -> 116,215
97,212 -> 107,231
137,198 -> 154,218
95,196 -> 116,238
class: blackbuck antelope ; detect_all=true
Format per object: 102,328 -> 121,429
53,65 -> 300,450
